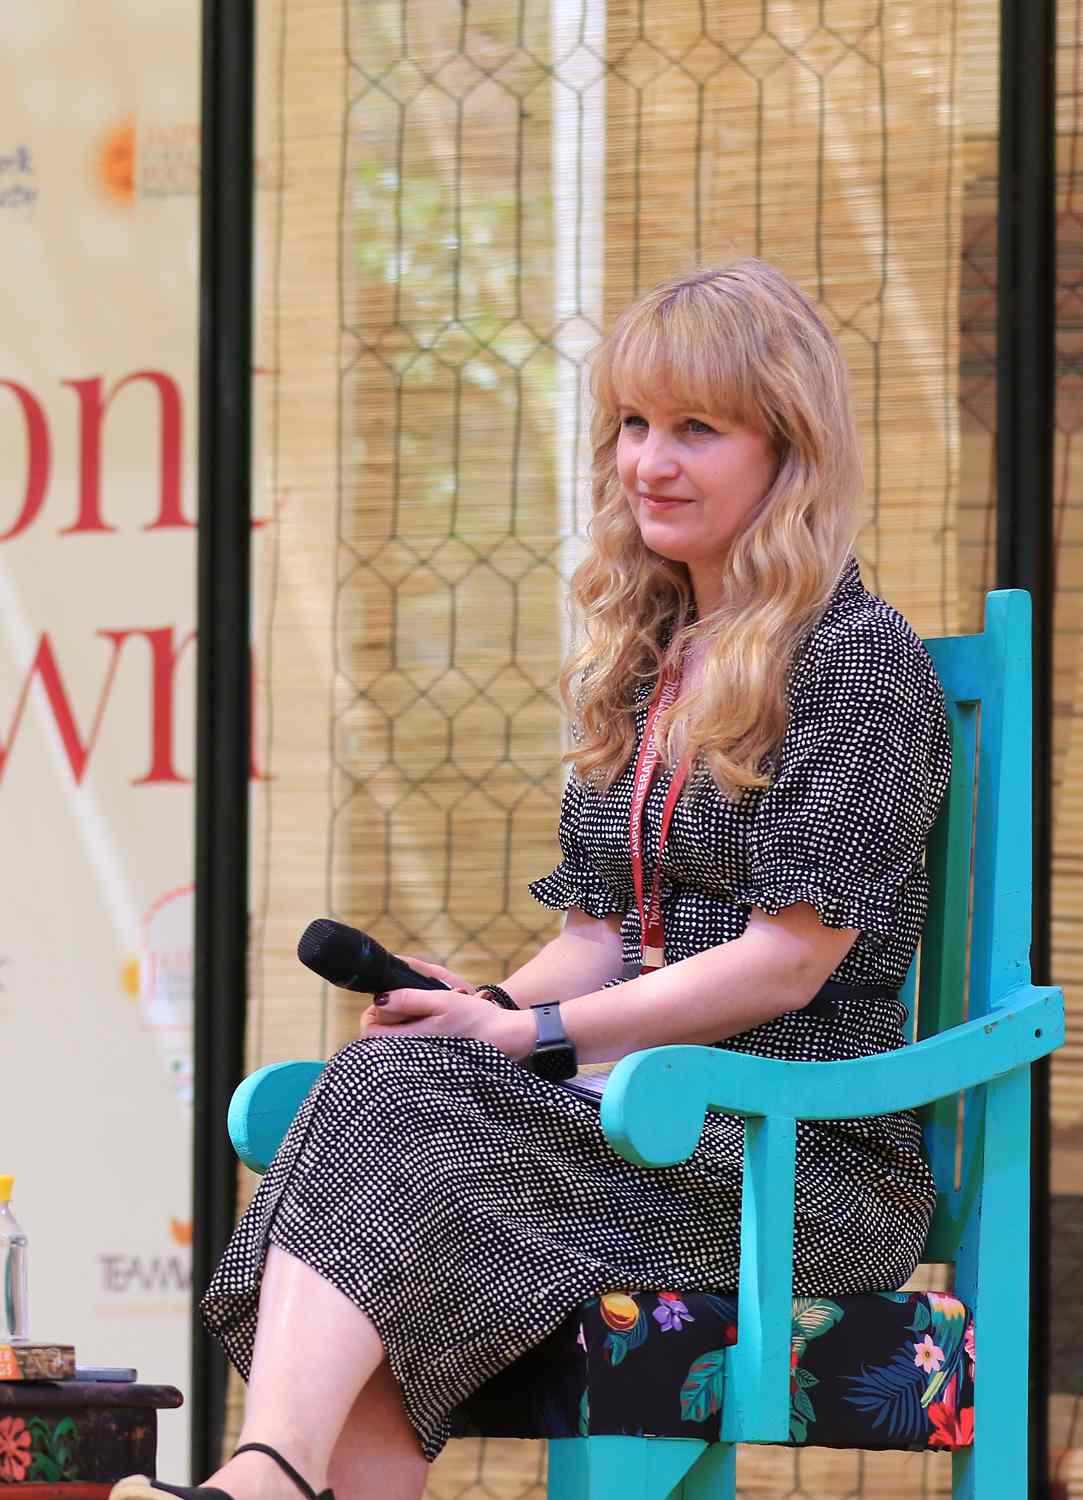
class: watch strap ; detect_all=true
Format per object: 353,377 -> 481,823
531,1001 -> 566,1046
526,1002 -> 577,1082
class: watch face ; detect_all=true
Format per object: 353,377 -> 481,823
528,1044 -> 578,1083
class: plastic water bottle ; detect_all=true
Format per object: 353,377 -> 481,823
0,1177 -> 29,1343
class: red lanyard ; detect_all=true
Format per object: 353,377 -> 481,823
629,669 -> 690,973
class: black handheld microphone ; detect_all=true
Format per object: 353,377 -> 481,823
297,918 -> 450,994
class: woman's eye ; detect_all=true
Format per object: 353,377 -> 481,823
686,419 -> 716,435
620,414 -> 648,430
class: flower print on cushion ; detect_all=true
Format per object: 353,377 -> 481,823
788,1299 -> 844,1443
927,1374 -> 975,1450
599,1293 -> 649,1366
653,1292 -> 696,1332
844,1292 -> 974,1446
455,1288 -> 975,1451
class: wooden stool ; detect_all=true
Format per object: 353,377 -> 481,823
0,1381 -> 183,1494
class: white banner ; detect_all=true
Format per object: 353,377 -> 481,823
0,3 -> 203,1479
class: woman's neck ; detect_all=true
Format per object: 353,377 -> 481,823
687,560 -> 725,618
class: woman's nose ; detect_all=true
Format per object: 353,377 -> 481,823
636,432 -> 680,483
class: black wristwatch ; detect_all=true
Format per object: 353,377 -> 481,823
525,1002 -> 577,1082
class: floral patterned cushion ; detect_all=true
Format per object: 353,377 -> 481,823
453,1290 -> 975,1452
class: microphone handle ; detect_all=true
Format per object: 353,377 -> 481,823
377,950 -> 451,993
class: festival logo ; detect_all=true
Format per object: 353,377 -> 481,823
123,884 -> 193,1104
94,116 -> 280,205
139,123 -> 200,199
95,118 -> 136,206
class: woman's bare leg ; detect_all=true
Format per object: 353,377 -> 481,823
203,1245 -> 387,1498
326,1363 -> 428,1500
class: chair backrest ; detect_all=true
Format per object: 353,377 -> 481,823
915,589 -> 1032,1262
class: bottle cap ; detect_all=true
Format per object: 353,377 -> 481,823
0,1177 -> 12,1203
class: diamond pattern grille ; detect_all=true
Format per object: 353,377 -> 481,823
329,0 -> 962,1493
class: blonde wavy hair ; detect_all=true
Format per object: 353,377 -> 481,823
562,259 -> 863,798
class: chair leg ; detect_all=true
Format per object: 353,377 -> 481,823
951,1412 -> 1026,1499
546,1436 -> 708,1500
670,1442 -> 737,1499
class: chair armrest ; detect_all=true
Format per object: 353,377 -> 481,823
228,1060 -> 324,1173
598,983 -> 1063,1170
596,983 -> 1061,1444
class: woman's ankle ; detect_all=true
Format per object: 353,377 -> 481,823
216,1440 -> 328,1497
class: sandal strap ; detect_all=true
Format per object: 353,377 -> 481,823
232,1443 -> 322,1500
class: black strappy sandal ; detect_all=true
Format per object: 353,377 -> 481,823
109,1441 -> 334,1500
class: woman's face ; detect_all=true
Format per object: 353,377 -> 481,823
615,391 -> 776,612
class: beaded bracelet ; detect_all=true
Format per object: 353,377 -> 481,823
478,984 -> 520,1011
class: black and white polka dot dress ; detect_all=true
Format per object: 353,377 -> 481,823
200,558 -> 949,1461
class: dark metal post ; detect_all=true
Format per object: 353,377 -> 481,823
192,0 -> 254,1478
997,0 -> 1055,1493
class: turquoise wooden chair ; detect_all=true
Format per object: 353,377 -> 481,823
229,590 -> 1063,1499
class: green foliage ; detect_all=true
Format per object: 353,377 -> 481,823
680,1348 -> 728,1424
791,1297 -> 844,1357
603,1311 -> 649,1367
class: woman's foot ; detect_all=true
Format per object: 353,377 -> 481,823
109,1441 -> 332,1500
205,1444 -> 328,1500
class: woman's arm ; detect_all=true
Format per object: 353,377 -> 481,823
551,903 -> 857,1063
493,907 -> 626,1005
368,902 -> 857,1064
392,907 -> 623,998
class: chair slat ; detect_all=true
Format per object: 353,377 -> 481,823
919,698 -> 978,1037
916,700 -> 977,1257
920,590 -> 1033,1270
936,593 -> 1032,1019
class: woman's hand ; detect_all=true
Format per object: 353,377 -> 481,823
394,953 -> 476,992
360,986 -> 536,1061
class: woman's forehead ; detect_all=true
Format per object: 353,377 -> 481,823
605,326 -> 750,410
615,385 -> 719,416
609,365 -> 750,424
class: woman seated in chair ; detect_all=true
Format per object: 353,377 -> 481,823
114,259 -> 950,1500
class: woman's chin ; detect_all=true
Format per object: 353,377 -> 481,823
636,524 -> 698,566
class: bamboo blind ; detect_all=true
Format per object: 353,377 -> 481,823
1050,0 -> 1083,1491
233,1 -> 1044,1495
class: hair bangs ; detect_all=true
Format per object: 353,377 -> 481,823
594,287 -> 761,432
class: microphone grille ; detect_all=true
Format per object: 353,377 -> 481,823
297,917 -> 338,971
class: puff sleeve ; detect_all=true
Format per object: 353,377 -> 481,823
732,616 -> 951,943
529,770 -> 633,918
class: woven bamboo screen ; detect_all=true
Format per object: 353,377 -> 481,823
1050,0 -> 1083,1490
238,1 -> 998,1495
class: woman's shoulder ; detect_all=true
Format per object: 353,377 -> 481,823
793,559 -> 943,701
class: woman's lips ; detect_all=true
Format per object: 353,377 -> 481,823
639,492 -> 694,508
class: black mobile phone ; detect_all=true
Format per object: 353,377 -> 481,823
559,1070 -> 611,1106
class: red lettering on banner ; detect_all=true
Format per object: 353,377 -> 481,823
120,627 -> 196,785
0,631 -> 129,782
0,627 -> 268,786
0,368 -> 276,533
60,371 -> 190,534
0,379 -> 51,540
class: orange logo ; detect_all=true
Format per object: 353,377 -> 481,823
96,117 -> 136,205
169,1218 -> 192,1247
